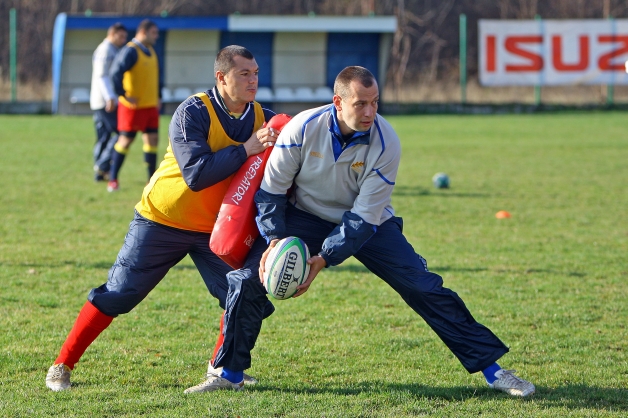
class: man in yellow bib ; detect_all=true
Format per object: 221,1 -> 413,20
108,19 -> 162,192
45,46 -> 278,392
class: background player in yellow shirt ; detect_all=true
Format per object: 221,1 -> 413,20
108,19 -> 162,192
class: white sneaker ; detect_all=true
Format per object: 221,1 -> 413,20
46,364 -> 72,391
207,363 -> 258,385
184,372 -> 244,394
489,369 -> 535,397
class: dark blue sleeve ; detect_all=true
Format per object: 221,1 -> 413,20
255,189 -> 287,243
262,107 -> 276,122
110,46 -> 138,97
169,97 -> 248,191
319,211 -> 377,267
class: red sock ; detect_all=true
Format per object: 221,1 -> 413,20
210,311 -> 226,367
55,301 -> 114,369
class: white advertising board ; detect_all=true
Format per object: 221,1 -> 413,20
479,19 -> 628,85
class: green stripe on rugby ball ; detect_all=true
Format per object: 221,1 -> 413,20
265,237 -> 309,300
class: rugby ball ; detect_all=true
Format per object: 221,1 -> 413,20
432,172 -> 450,189
263,237 -> 310,300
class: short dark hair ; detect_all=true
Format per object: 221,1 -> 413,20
137,19 -> 157,34
214,45 -> 255,78
108,22 -> 127,34
334,66 -> 376,100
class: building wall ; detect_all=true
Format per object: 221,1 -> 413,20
59,29 -> 105,114
57,28 -> 390,114
165,30 -> 219,92
52,15 -> 396,114
273,32 -> 327,88
220,32 -> 274,88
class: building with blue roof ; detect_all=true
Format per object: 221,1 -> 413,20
52,13 -> 397,115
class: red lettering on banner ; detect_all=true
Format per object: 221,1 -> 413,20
552,35 -> 589,71
505,36 -> 543,71
487,35 -> 496,72
598,35 -> 628,71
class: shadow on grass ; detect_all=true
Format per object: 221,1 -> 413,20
247,382 -> 628,410
393,185 -> 490,198
2,260 -> 201,271
431,265 -> 488,273
332,264 -> 489,274
4,261 -> 586,280
332,264 -> 370,274
493,267 -> 587,277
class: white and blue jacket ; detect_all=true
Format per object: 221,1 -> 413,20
255,104 -> 401,267
90,39 -> 119,110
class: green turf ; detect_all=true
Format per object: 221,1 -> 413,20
0,113 -> 626,417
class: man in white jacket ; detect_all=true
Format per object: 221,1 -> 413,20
186,66 -> 536,398
90,23 -> 127,181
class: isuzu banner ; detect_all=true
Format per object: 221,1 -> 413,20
479,19 -> 628,85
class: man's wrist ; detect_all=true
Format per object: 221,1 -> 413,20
318,252 -> 331,268
238,144 -> 249,159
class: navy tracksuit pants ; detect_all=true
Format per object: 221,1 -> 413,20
93,108 -> 118,174
215,205 -> 508,373
87,212 -> 274,337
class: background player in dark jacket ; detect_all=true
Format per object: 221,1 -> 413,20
45,45 -> 278,392
107,19 -> 162,192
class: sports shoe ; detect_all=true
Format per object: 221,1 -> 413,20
207,363 -> 258,385
94,167 -> 109,182
46,363 -> 72,391
184,372 -> 244,394
107,179 -> 119,192
489,369 -> 535,397
95,172 -> 109,182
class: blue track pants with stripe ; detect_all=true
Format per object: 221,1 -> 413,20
215,205 -> 508,373
87,211 -> 274,341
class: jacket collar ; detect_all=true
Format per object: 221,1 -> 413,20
212,86 -> 252,120
328,106 -> 371,161
329,105 -> 370,146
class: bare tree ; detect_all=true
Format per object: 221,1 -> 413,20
517,0 -> 539,18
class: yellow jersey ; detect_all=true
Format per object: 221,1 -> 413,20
119,41 -> 159,109
135,93 -> 265,232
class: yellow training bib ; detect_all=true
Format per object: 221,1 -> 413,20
135,94 -> 265,232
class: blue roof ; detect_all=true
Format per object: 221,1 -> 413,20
64,15 -> 229,30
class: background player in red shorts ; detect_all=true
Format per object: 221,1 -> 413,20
108,19 -> 162,192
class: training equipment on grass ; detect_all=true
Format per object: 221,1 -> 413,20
263,237 -> 310,300
210,114 -> 292,269
495,210 -> 511,219
432,172 -> 450,189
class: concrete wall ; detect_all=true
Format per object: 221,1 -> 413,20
272,32 -> 327,88
59,29 -> 106,115
165,30 -> 219,91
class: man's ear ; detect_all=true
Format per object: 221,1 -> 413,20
216,71 -> 226,85
332,95 -> 342,111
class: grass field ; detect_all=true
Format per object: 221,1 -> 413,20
0,112 -> 626,417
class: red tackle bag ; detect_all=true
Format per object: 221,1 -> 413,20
209,113 -> 292,269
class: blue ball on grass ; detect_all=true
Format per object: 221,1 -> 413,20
432,172 -> 450,189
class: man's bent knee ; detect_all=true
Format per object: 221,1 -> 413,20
88,285 -> 145,317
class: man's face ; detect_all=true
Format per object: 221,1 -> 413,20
334,80 -> 379,133
111,30 -> 127,48
143,26 -> 159,46
219,56 -> 259,104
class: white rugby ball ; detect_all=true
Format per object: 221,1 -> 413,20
263,237 -> 310,300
